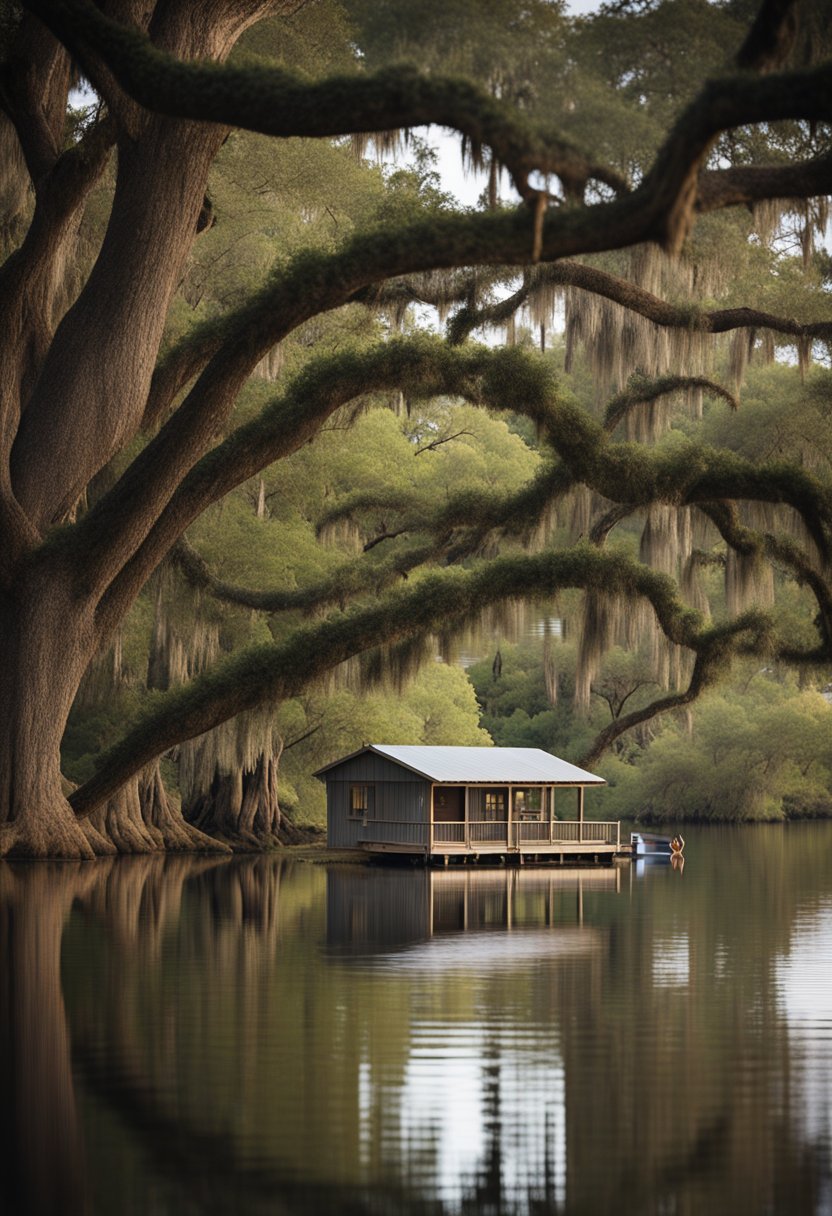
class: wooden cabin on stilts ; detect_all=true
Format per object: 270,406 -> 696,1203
316,745 -> 620,865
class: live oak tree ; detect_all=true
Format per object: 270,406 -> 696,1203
1,0 -> 831,857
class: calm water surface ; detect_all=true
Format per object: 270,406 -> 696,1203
2,825 -> 832,1215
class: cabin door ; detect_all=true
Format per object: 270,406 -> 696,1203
434,787 -> 464,822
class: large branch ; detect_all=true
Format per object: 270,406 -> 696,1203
80,338 -> 503,610
697,154 -> 832,214
173,536 -> 440,614
74,533 -> 832,818
92,341 -> 832,644
24,0 -> 627,202
449,260 -> 832,345
70,546 -> 707,817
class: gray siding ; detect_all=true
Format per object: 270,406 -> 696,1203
324,753 -> 426,784
326,776 -> 430,849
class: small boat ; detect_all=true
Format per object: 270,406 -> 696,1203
631,831 -> 684,858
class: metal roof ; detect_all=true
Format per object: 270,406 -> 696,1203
315,745 -> 605,785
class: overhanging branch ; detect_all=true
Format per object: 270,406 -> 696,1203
91,342 -> 832,641
70,546 -> 705,817
173,536 -> 438,614
449,260 -> 832,346
23,0 -> 627,201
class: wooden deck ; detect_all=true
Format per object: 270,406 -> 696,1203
359,819 -> 622,862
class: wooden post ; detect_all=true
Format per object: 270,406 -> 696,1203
464,785 -> 470,851
549,786 -> 554,843
507,783 -> 513,851
429,784 -> 435,856
578,786 -> 585,843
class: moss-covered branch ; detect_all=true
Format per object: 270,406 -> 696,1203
24,0 -> 626,201
603,376 -> 738,434
74,532 -> 832,817
71,545 -> 706,817
94,341 -> 832,644
173,535 -> 439,614
86,338 -> 507,607
449,260 -> 832,346
697,154 -> 832,214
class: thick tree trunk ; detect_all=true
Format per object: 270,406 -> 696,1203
184,749 -> 284,850
0,568 -> 98,859
0,553 -> 234,857
86,762 -> 230,855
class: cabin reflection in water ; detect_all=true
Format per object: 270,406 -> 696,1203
326,866 -> 620,956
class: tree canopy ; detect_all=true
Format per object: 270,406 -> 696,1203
0,0 -> 831,856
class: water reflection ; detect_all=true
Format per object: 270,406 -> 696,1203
326,866 -> 619,959
0,828 -> 830,1215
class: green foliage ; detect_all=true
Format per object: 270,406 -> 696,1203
602,677 -> 832,823
53,0 -> 832,838
468,638 -> 656,762
280,662 -> 492,822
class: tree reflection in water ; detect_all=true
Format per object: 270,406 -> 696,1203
0,831 -> 830,1215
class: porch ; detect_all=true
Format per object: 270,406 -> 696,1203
430,818 -> 621,855
359,780 -> 621,860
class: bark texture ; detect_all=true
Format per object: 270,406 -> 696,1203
184,752 -> 284,849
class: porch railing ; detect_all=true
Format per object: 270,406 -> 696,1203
433,822 -> 466,844
431,820 -> 621,848
362,818 -> 621,850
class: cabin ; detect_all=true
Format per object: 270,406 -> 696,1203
315,744 -> 619,862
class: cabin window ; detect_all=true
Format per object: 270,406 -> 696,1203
349,784 -> 374,819
483,790 -> 507,821
514,787 -> 544,820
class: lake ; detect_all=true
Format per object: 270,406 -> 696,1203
2,824 -> 831,1215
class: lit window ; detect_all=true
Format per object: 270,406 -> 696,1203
349,784 -> 374,819
514,788 -> 543,819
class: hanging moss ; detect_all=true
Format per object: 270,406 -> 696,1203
70,544 -> 718,817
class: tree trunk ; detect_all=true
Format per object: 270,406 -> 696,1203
184,749 -> 284,850
86,762 -> 230,854
0,551 -> 235,857
0,567 -> 98,859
